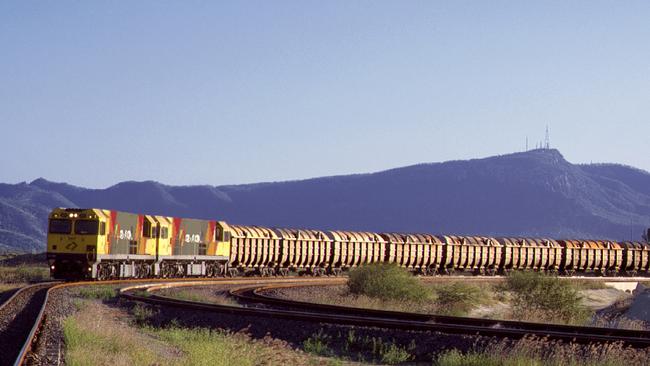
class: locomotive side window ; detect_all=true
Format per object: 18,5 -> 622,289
100,222 -> 106,235
224,231 -> 231,242
160,227 -> 168,239
74,220 -> 99,235
215,226 -> 223,241
142,220 -> 152,238
49,219 -> 72,234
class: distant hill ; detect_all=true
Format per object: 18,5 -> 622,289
2,149 -> 650,252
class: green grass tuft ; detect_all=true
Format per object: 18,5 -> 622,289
63,317 -> 161,366
77,286 -> 116,300
150,326 -> 260,366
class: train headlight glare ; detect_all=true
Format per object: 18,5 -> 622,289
50,265 -> 55,270
69,213 -> 73,218
88,267 -> 92,271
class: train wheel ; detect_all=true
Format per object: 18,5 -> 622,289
97,264 -> 109,281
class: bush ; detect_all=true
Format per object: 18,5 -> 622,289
347,264 -> 430,302
506,271 -> 591,324
434,282 -> 483,316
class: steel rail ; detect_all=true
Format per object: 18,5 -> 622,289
230,282 -> 650,340
123,282 -> 650,348
0,283 -> 46,313
0,283 -> 59,366
10,276 -> 333,366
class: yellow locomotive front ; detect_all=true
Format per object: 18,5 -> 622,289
47,208 -> 108,278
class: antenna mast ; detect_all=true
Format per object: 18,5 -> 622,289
545,125 -> 550,149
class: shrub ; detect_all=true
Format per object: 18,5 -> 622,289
434,282 -> 484,316
347,264 -> 430,302
506,271 -> 591,324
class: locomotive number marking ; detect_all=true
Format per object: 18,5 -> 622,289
119,229 -> 133,240
185,234 -> 201,243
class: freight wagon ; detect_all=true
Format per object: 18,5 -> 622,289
46,208 -> 650,280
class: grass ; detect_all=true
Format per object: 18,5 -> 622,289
163,288 -> 238,306
76,286 -> 117,300
274,279 -> 492,317
303,329 -> 334,357
348,263 -> 431,303
303,328 -> 414,365
147,326 -> 263,366
434,337 -> 650,366
64,298 -> 317,366
0,265 -> 49,283
63,303 -> 170,366
572,280 -> 612,290
0,283 -> 23,293
503,271 -> 592,325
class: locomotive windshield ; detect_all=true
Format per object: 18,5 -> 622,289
74,220 -> 99,235
49,219 -> 72,234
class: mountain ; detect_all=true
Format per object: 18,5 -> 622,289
2,149 -> 650,253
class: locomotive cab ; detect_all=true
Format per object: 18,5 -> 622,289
47,208 -> 108,279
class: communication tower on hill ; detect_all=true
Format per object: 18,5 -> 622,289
545,125 -> 550,149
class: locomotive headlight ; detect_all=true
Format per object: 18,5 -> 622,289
69,213 -> 74,218
50,265 -> 55,270
88,267 -> 92,271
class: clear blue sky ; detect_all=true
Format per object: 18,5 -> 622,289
1,1 -> 649,188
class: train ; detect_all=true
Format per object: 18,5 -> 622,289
46,207 -> 650,280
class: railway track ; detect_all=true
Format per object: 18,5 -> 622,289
231,282 -> 650,341
8,277 -> 332,366
0,283 -> 58,366
6,275 -> 649,365
124,280 -> 650,348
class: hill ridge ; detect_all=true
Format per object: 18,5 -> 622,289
2,149 -> 649,252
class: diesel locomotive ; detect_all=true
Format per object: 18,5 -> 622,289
46,207 -> 650,280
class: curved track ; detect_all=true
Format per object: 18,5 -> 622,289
124,280 -> 650,348
231,282 -> 650,341
9,277 -> 328,366
0,283 -> 58,366
8,275 -> 650,365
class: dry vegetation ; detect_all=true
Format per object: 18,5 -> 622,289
159,287 -> 238,306
0,265 -> 49,283
434,336 -> 650,366
276,268 -> 643,329
63,287 -> 341,366
302,328 -> 415,365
